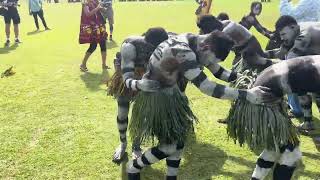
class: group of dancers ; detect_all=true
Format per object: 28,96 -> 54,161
106,1 -> 320,180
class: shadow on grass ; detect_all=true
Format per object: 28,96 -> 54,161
80,70 -> 110,91
119,152 -> 164,180
120,152 -> 129,180
27,30 -> 45,36
118,133 -> 257,180
298,116 -> 320,152
181,133 -> 255,179
294,160 -> 320,179
107,40 -> 118,49
0,43 -> 19,54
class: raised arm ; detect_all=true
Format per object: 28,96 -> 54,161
252,16 -> 273,39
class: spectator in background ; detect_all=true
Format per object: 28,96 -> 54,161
79,0 -> 109,72
280,0 -> 320,22
100,0 -> 114,41
231,1 -> 273,65
3,0 -> 21,47
239,1 -> 273,39
29,0 -> 50,31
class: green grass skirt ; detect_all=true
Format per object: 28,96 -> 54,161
129,86 -> 197,144
227,63 -> 299,151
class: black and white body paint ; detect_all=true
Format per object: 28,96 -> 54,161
286,22 -> 320,59
113,36 -> 157,162
251,55 -> 320,179
268,22 -> 320,125
222,20 -> 272,67
146,33 -> 255,102
126,32 -> 275,180
255,55 -> 320,96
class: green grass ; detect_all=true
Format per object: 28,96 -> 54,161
0,0 -> 319,179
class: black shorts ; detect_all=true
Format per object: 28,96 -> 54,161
0,8 -> 7,16
4,8 -> 20,24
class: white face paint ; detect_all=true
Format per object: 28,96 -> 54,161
252,4 -> 262,15
279,25 -> 298,47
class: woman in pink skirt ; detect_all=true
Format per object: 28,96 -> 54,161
79,0 -> 109,72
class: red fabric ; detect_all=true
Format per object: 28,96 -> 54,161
79,0 -> 107,44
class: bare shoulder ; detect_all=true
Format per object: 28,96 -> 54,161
121,43 -> 136,60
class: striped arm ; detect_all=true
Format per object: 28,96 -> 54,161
120,42 -> 139,91
184,67 -> 247,101
207,63 -> 237,82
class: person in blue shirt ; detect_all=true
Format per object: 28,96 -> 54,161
29,0 -> 50,31
280,0 -> 320,23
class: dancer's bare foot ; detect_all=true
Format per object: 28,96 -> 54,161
80,64 -> 88,72
112,143 -> 127,163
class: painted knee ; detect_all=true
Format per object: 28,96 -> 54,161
117,106 -> 129,120
166,150 -> 183,177
252,150 -> 278,180
273,147 -> 301,180
278,147 -> 302,167
158,143 -> 181,156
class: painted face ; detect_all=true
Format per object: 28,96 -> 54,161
252,4 -> 262,15
279,25 -> 298,47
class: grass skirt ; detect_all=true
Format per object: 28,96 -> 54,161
227,69 -> 299,151
129,86 -> 197,144
106,67 -> 145,98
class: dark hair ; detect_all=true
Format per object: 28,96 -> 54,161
197,15 -> 223,34
217,12 -> 229,21
144,27 -> 169,47
204,30 -> 234,60
251,1 -> 262,12
275,15 -> 297,32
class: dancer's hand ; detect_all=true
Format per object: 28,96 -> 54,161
137,79 -> 160,92
246,86 -> 277,104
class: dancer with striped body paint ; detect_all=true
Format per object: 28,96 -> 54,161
197,15 -> 274,67
126,31 -> 276,180
109,27 -> 239,163
248,55 -> 320,180
268,15 -> 320,131
107,27 -> 169,163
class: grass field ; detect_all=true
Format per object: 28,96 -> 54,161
0,0 -> 319,179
